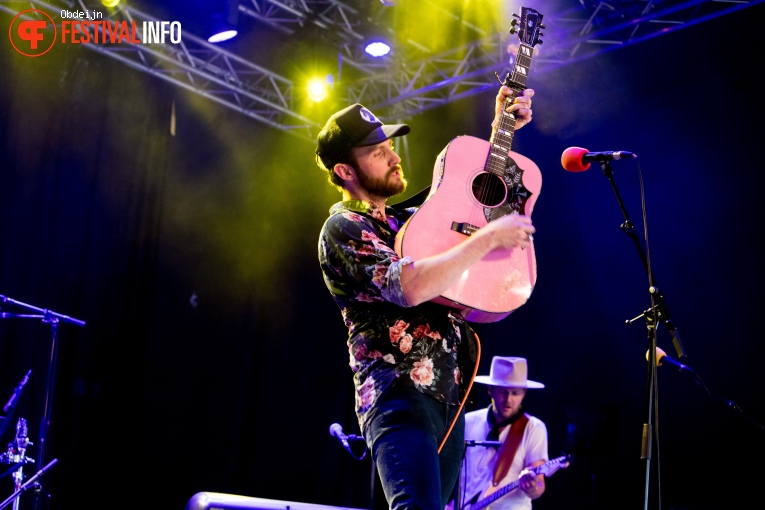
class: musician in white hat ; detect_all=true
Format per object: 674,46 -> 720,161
453,356 -> 549,510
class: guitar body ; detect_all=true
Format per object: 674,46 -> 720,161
394,6 -> 545,323
395,135 -> 541,323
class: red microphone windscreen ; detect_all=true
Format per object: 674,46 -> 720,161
561,146 -> 590,172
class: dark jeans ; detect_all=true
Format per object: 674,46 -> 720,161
363,384 -> 466,510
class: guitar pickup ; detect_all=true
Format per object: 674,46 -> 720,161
451,222 -> 478,236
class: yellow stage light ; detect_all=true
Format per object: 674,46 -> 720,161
307,77 -> 329,103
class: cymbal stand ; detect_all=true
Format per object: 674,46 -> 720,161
0,459 -> 57,510
596,158 -> 686,510
0,419 -> 34,510
0,294 -> 85,503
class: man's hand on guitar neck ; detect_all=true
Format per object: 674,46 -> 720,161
493,86 -> 534,134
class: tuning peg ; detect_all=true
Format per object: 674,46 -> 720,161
512,12 -> 520,18
540,24 -> 546,29
510,18 -> 519,26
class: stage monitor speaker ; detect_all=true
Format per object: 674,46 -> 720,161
184,492 -> 369,510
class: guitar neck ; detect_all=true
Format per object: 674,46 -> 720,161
486,42 -> 535,178
472,480 -> 521,510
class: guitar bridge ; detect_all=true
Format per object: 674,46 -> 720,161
451,222 -> 478,236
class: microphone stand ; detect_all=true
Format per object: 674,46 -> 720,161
456,440 -> 502,510
599,162 -> 686,359
597,159 -> 683,510
0,295 -> 85,507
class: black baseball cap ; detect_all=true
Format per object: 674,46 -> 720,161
316,103 -> 410,168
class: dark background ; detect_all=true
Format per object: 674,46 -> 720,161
1,1 -> 764,510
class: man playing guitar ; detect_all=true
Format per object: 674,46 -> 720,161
452,356 -> 553,510
314,86 -> 534,510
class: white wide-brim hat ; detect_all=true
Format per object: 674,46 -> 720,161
474,356 -> 545,389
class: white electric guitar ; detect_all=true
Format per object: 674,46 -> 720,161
460,454 -> 571,510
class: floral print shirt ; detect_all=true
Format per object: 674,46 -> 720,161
318,199 -> 473,432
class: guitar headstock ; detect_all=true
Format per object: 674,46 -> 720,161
503,7 -> 545,90
536,454 -> 572,477
510,7 -> 545,48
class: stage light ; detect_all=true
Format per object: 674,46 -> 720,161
307,77 -> 330,103
208,14 -> 238,43
101,0 -> 120,7
207,0 -> 239,43
362,25 -> 393,58
365,40 -> 391,57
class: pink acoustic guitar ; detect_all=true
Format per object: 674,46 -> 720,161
395,7 -> 544,323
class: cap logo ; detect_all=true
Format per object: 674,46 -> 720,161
359,107 -> 379,124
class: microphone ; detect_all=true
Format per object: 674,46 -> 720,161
646,347 -> 692,373
329,423 -> 350,450
561,146 -> 637,172
465,439 -> 502,448
3,370 -> 31,413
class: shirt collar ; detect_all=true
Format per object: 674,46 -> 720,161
330,200 -> 388,223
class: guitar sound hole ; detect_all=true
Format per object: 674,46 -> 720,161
471,172 -> 507,207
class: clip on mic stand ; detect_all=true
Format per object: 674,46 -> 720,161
0,295 -> 85,480
597,159 -> 686,510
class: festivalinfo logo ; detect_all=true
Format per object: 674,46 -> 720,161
8,7 -> 182,57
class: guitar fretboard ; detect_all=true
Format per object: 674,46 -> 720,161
486,41 -> 534,180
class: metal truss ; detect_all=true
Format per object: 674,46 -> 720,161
237,0 -> 370,37
2,0 -> 763,142
335,0 -> 765,120
1,0 -> 319,141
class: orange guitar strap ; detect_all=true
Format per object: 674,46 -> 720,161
438,328 -> 481,454
491,413 -> 529,486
